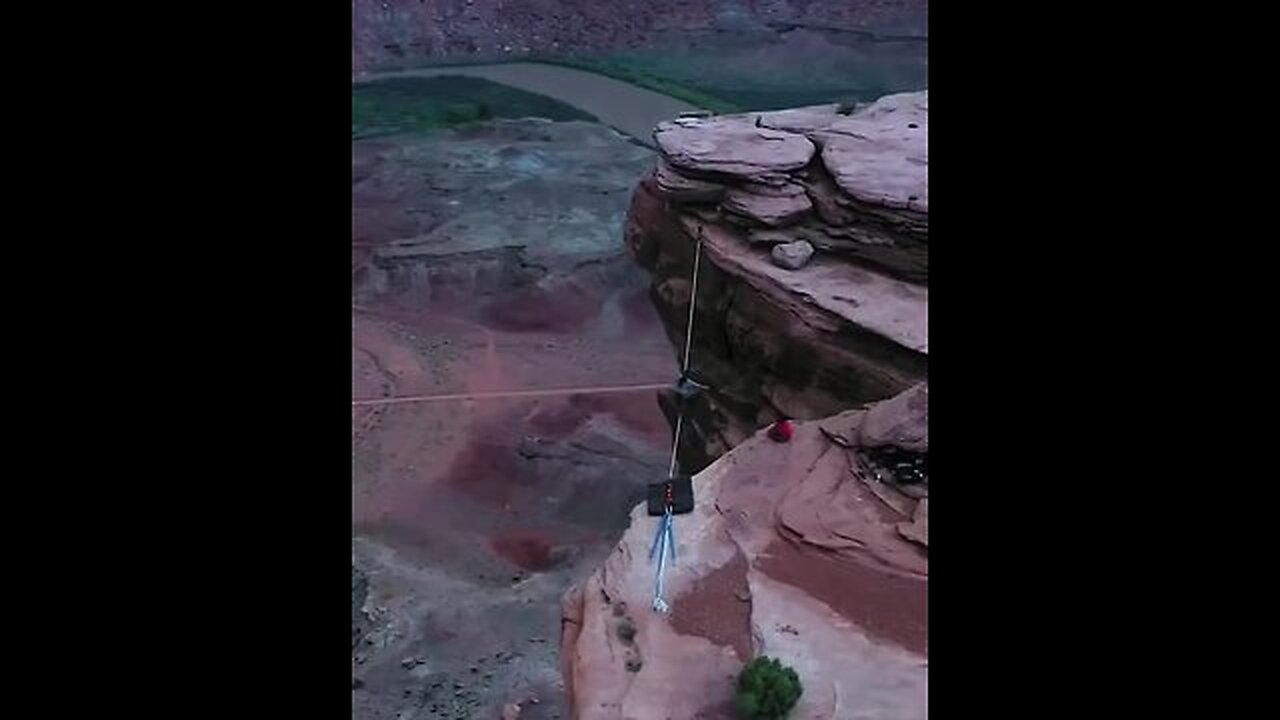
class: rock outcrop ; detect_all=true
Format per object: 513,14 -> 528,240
561,384 -> 929,720
627,91 -> 928,471
560,94 -> 929,717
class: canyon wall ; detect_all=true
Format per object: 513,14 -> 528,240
353,0 -> 929,71
560,91 -> 929,720
561,384 -> 929,719
628,92 -> 928,473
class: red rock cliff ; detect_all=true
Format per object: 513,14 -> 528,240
561,384 -> 929,719
561,92 -> 928,720
627,92 -> 928,473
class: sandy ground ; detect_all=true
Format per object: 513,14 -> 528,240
352,120 -> 676,719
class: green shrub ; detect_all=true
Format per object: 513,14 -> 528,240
735,657 -> 802,720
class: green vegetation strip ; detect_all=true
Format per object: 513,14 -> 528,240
361,55 -> 739,114
352,75 -> 597,137
531,56 -> 741,114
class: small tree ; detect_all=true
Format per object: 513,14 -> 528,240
735,656 -> 802,719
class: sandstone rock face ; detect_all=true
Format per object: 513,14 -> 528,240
858,382 -> 928,451
654,92 -> 928,284
561,385 -> 929,720
655,119 -> 816,178
565,92 -> 930,720
626,92 -> 928,471
725,181 -> 813,227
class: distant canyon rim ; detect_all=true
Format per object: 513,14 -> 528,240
353,0 -> 929,72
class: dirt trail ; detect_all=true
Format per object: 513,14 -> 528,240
354,62 -> 700,144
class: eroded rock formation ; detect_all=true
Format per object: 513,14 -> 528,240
628,91 -> 928,471
561,384 -> 929,720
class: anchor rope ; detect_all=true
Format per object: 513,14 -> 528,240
666,233 -> 704,477
653,230 -> 704,613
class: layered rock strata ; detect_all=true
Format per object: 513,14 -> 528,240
627,92 -> 928,471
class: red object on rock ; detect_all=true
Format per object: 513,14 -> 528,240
768,419 -> 794,443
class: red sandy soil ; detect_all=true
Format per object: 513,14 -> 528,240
670,549 -> 754,662
490,531 -> 557,571
620,284 -> 663,334
756,536 -> 928,655
443,417 -> 542,509
352,309 -> 675,720
351,125 -> 676,719
352,290 -> 674,573
480,281 -> 600,333
352,190 -> 417,245
526,389 -> 670,447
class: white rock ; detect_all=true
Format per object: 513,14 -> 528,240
770,240 -> 814,270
